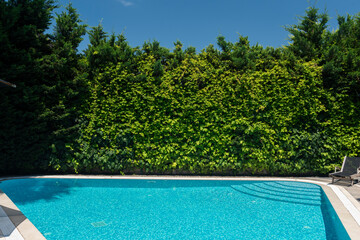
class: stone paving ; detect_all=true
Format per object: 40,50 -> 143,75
304,177 -> 360,203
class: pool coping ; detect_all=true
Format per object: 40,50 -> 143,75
0,189 -> 45,240
0,175 -> 359,240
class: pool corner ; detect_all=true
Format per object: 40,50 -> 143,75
0,189 -> 45,240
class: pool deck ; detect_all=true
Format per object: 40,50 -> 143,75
0,175 -> 359,240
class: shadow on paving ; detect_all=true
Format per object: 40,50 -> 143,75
0,204 -> 26,238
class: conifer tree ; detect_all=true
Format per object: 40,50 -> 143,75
173,40 -> 185,65
285,7 -> 329,61
85,25 -> 135,73
40,3 -> 87,170
323,14 -> 360,100
0,0 -> 55,173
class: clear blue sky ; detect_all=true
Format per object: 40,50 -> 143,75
54,0 -> 360,52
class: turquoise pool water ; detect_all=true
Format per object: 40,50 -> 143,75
0,179 -> 350,240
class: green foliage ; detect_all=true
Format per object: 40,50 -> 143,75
1,3 -> 359,176
217,35 -> 257,70
85,26 -> 136,74
285,7 -> 329,61
73,48 -> 351,175
0,0 -> 56,174
42,3 -> 87,171
322,14 -> 360,101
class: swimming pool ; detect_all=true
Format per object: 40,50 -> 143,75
0,178 -> 350,240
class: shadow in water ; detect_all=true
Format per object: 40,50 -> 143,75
0,178 -> 72,205
320,191 -> 351,240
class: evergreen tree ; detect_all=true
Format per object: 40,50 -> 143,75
216,35 -> 256,71
0,0 -> 55,173
231,35 -> 256,70
169,40 -> 185,68
40,3 -> 87,171
85,24 -> 135,74
285,7 -> 329,61
142,40 -> 170,63
322,14 -> 360,100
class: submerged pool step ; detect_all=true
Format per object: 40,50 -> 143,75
230,181 -> 322,206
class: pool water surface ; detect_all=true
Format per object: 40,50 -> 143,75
0,179 -> 350,240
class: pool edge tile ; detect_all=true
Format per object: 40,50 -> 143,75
339,187 -> 360,218
321,185 -> 360,239
0,190 -> 45,240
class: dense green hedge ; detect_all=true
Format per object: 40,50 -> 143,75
1,2 -> 359,175
55,54 -> 358,175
